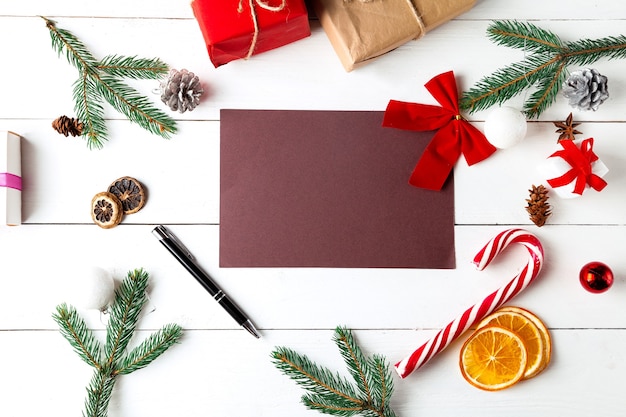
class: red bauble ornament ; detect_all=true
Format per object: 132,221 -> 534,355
579,262 -> 614,293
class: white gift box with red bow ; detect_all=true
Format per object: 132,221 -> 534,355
0,131 -> 22,225
539,138 -> 608,199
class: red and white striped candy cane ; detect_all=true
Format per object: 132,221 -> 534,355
395,228 -> 544,379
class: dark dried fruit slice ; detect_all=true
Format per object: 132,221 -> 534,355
91,192 -> 123,229
108,176 -> 146,214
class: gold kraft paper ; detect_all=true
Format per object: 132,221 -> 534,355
313,0 -> 476,71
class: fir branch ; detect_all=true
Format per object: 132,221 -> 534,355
524,62 -> 567,117
563,35 -> 626,66
96,74 -> 176,138
460,20 -> 626,118
84,369 -> 116,417
272,327 -> 397,417
42,16 -> 97,70
42,16 -> 177,148
487,20 -> 563,53
114,323 -> 183,375
334,327 -> 374,405
96,55 -> 169,79
368,355 -> 393,412
104,269 -> 149,368
73,70 -> 108,149
461,53 -> 557,112
53,268 -> 183,417
273,346 -> 361,403
52,303 -> 103,369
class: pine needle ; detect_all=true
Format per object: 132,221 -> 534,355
52,268 -> 183,417
460,20 -> 626,118
272,327 -> 397,417
96,55 -> 169,79
103,269 -> 149,368
42,16 -> 177,148
115,324 -> 183,375
53,303 -> 103,369
72,70 -> 108,149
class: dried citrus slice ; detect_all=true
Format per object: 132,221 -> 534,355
460,325 -> 528,391
495,306 -> 551,378
108,176 -> 145,214
91,192 -> 123,229
476,309 -> 543,379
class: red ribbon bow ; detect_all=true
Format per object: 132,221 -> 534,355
547,138 -> 607,195
382,71 -> 496,190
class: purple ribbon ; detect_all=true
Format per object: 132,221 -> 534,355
0,173 -> 22,191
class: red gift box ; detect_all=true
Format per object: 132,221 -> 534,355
191,0 -> 311,67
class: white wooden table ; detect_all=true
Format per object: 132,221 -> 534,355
1,1 -> 626,416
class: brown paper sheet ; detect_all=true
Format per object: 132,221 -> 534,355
220,110 -> 455,268
312,0 -> 476,71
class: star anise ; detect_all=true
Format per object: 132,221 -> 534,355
553,112 -> 582,142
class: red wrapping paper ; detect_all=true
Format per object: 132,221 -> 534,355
191,0 -> 311,67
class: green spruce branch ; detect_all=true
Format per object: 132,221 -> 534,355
53,268 -> 183,417
272,326 -> 397,417
460,20 -> 626,118
43,17 -> 177,149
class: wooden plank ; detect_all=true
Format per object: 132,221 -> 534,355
2,329 -> 623,417
2,18 -> 626,122
0,117 -> 620,226
1,225 -> 624,330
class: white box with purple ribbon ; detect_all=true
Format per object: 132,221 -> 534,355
0,131 -> 21,225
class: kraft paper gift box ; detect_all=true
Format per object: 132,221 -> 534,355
191,0 -> 311,67
312,0 -> 476,71
0,131 -> 22,226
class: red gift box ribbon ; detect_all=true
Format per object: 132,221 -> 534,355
383,71 -> 496,190
0,173 -> 22,191
547,138 -> 607,195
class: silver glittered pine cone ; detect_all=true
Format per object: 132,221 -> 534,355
160,68 -> 204,113
562,68 -> 609,111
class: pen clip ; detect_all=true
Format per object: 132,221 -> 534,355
155,225 -> 195,260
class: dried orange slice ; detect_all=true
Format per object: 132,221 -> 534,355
460,325 -> 528,391
108,176 -> 146,214
495,306 -> 551,378
91,192 -> 123,229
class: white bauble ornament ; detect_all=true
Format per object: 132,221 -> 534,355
66,266 -> 115,310
484,107 -> 527,149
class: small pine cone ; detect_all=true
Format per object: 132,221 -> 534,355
562,68 -> 608,111
526,184 -> 552,227
159,68 -> 204,113
52,115 -> 84,137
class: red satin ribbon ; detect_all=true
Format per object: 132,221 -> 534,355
547,138 -> 607,195
383,71 -> 496,190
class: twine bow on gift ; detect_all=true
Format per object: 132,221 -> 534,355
383,71 -> 496,190
547,138 -> 607,195
0,173 -> 22,191
238,0 -> 286,59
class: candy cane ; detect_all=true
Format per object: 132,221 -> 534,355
395,228 -> 544,379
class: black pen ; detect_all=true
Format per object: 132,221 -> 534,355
152,225 -> 260,338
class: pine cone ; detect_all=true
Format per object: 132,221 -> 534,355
562,68 -> 608,111
526,185 -> 552,227
52,115 -> 84,137
159,68 -> 203,113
